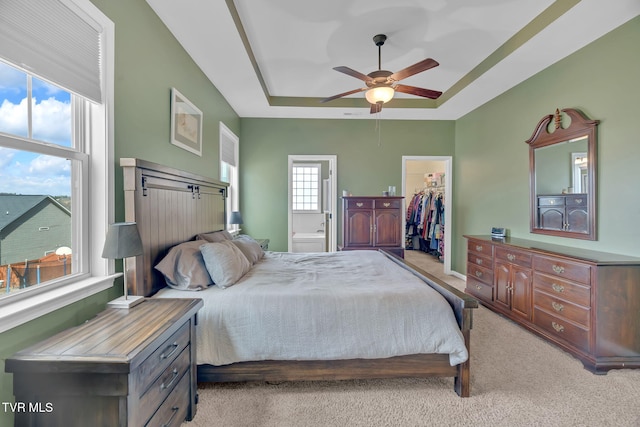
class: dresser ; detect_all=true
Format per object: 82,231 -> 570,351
340,196 -> 404,258
465,235 -> 640,373
5,298 -> 203,427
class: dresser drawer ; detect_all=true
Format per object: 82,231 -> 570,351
533,272 -> 590,307
565,195 -> 587,207
145,370 -> 190,427
467,262 -> 493,286
534,290 -> 590,327
538,196 -> 565,207
534,255 -> 591,285
139,346 -> 191,425
534,308 -> 589,353
495,247 -> 532,268
466,276 -> 493,302
137,321 -> 190,395
467,240 -> 493,257
374,198 -> 402,209
345,198 -> 374,209
467,252 -> 492,269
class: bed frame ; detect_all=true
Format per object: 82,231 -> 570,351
121,158 -> 478,397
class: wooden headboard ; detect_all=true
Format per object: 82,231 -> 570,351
121,158 -> 228,297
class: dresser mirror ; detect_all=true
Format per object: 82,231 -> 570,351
525,108 -> 599,240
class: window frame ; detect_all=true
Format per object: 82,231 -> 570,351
292,163 -> 322,213
0,0 -> 116,334
219,122 -> 240,233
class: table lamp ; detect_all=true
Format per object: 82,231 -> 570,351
102,222 -> 144,308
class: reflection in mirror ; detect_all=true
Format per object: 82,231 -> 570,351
526,109 -> 599,240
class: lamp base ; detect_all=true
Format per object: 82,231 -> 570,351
107,295 -> 145,309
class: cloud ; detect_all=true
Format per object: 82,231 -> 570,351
0,96 -> 71,146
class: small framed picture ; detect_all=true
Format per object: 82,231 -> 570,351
170,87 -> 203,156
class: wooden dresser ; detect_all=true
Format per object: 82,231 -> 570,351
465,235 -> 640,373
5,298 -> 203,427
340,196 -> 404,258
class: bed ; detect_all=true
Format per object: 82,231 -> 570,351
120,158 -> 478,397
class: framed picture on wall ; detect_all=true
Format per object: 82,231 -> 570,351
170,87 -> 203,156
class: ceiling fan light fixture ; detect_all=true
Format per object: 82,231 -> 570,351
365,85 -> 394,104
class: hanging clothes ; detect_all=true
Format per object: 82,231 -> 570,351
405,189 -> 445,261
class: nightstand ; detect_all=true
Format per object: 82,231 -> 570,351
256,238 -> 269,250
5,298 -> 203,427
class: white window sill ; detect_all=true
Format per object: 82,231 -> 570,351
0,274 -> 119,334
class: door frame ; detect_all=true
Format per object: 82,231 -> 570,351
402,156 -> 453,275
288,155 -> 338,252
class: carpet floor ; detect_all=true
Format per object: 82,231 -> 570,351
184,251 -> 640,427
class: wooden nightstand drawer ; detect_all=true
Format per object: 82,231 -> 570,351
138,321 -> 190,394
145,371 -> 190,427
139,346 -> 191,425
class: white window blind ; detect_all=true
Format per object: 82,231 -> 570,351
0,0 -> 103,103
220,124 -> 238,167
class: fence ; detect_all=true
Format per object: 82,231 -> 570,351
0,254 -> 72,293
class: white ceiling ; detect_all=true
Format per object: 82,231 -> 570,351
146,0 -> 639,120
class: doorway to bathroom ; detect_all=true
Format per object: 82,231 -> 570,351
287,155 -> 337,253
402,156 -> 452,275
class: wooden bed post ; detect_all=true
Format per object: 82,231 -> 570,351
454,308 -> 473,397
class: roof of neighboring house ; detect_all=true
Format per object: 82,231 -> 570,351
0,195 -> 69,232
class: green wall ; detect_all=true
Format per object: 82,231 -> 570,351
0,1 -> 239,424
453,15 -> 640,271
239,119 -> 455,251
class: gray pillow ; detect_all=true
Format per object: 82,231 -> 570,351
200,240 -> 251,289
154,240 -> 212,291
196,230 -> 233,242
231,235 -> 264,265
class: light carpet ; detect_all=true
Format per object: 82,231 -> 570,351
184,253 -> 640,427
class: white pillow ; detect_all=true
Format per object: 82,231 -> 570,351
231,235 -> 264,265
200,240 -> 251,289
154,240 -> 212,291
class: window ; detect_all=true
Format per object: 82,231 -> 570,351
292,164 -> 321,212
219,122 -> 239,232
0,0 -> 115,333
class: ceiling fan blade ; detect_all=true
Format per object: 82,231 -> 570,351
389,58 -> 439,82
320,87 -> 367,103
370,103 -> 382,114
333,66 -> 373,83
394,84 -> 442,99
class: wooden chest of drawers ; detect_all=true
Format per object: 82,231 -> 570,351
5,298 -> 203,427
465,235 -> 640,373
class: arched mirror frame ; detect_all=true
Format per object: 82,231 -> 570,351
526,108 -> 599,240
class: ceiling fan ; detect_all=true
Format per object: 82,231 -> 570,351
321,34 -> 442,114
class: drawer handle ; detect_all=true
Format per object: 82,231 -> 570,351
383,202 -> 391,207
507,254 -> 516,262
475,271 -> 483,278
476,258 -> 483,265
552,265 -> 565,274
475,245 -> 483,252
551,283 -> 565,293
161,367 -> 180,391
160,342 -> 179,360
475,285 -> 482,290
356,202 -> 363,207
161,406 -> 180,427
551,301 -> 564,312
552,322 -> 565,333
575,198 -> 583,204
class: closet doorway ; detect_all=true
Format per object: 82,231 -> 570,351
402,156 -> 452,275
287,155 -> 338,253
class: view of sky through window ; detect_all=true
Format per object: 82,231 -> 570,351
0,61 -> 72,197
